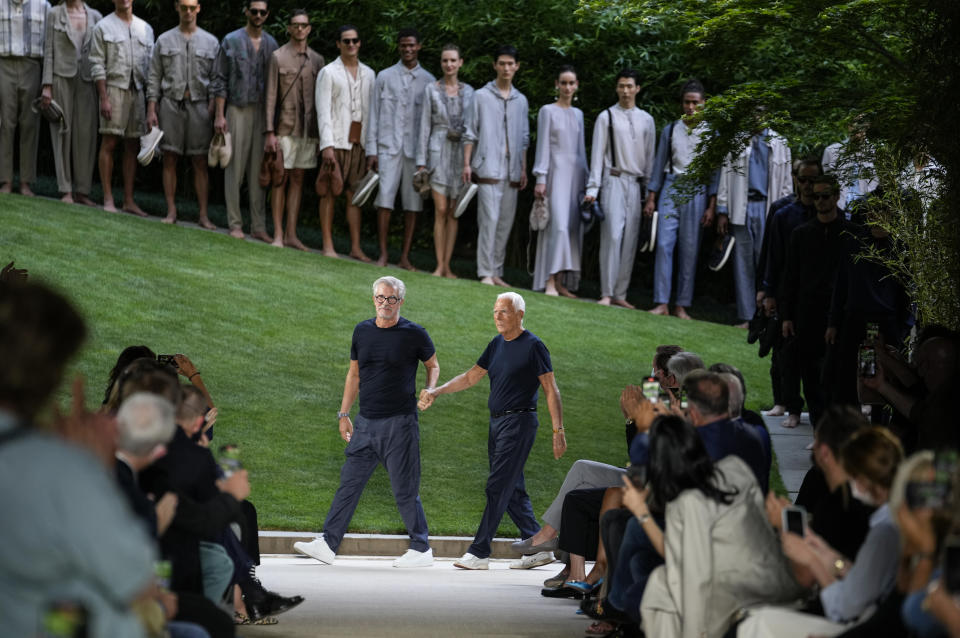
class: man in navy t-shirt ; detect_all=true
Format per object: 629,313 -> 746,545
418,292 -> 567,569
294,276 -> 440,568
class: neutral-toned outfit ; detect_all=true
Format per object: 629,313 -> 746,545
264,41 -> 322,170
314,55 -> 373,191
822,140 -> 877,209
0,0 -> 49,185
211,27 -> 278,233
586,104 -> 656,300
416,80 -> 474,198
640,456 -> 802,638
146,26 -> 217,156
647,120 -> 718,307
716,129 -> 791,320
366,61 -> 434,212
42,2 -> 100,195
464,81 -> 529,279
532,103 -> 587,292
88,11 -> 153,138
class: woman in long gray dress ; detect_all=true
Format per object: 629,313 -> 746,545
416,44 -> 474,278
532,65 -> 587,296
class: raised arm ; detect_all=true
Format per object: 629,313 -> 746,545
538,371 -> 566,459
337,360 -> 360,443
417,364 -> 487,410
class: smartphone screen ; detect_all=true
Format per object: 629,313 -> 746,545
858,346 -> 876,378
783,507 -> 806,536
642,378 -> 659,402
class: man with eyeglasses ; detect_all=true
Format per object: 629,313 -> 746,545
779,174 -> 854,432
314,25 -> 374,261
211,0 -> 278,240
145,0 -> 219,228
295,276 -> 440,569
758,157 -> 822,428
263,9 -> 323,250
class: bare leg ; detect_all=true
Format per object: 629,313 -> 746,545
585,487 -> 622,584
398,210 -> 417,270
270,182 -> 285,247
443,210 -> 458,278
319,195 -> 338,257
545,274 -> 559,296
431,190 -> 447,276
649,303 -> 669,316
99,134 -> 118,211
191,155 -> 214,229
346,198 -> 371,261
121,138 -> 146,216
376,207 -> 391,266
568,553 -> 587,582
284,169 -> 308,251
161,152 -> 179,223
528,524 -> 557,546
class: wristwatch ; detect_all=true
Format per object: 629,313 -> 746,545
833,558 -> 846,578
337,412 -> 350,419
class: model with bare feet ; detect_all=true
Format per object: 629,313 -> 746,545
145,0 -> 218,229
315,25 -> 374,262
211,0 -> 278,240
89,0 -> 154,215
584,69 -> 655,309
41,0 -> 103,205
416,44 -> 473,279
263,10 -> 323,250
532,66 -> 587,299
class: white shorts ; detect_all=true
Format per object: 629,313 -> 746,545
374,153 -> 422,212
279,135 -> 318,170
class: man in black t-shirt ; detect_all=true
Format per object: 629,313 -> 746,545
419,292 -> 567,569
294,276 -> 440,568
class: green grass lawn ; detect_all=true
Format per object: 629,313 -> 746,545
1,193 -> 783,535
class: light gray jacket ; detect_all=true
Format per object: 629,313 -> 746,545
146,27 -> 218,103
88,12 -> 154,91
42,3 -> 101,83
365,61 -> 435,159
463,81 -> 529,182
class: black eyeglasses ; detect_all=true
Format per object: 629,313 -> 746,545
248,8 -> 267,16
375,294 -> 400,305
812,193 -> 835,201
340,37 -> 360,45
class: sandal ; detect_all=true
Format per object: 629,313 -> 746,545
566,578 -> 604,594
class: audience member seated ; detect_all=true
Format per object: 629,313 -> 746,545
633,416 -> 802,638
664,350 -> 705,390
711,363 -> 772,484
104,346 -> 215,421
736,427 -> 904,637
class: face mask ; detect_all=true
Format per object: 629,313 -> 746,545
849,479 -> 878,506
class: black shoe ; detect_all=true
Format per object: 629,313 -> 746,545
758,313 -> 780,358
580,597 -> 633,623
747,307 -> 765,344
708,234 -> 735,271
540,585 -> 584,599
246,591 -> 305,620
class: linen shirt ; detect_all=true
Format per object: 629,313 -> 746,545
585,103 -> 656,198
146,27 -> 218,103
365,60 -> 435,159
88,12 -> 154,90
647,118 -> 718,195
716,128 -> 793,223
42,2 -> 101,83
463,80 -> 529,181
210,26 -> 277,107
315,56 -> 374,151
264,42 -> 323,138
0,0 -> 49,58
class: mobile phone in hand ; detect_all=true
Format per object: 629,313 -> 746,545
782,505 -> 807,537
157,354 -> 178,369
642,377 -> 659,402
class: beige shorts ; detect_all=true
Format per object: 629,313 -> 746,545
333,143 -> 367,192
99,85 -> 145,138
158,97 -> 213,156
279,135 -> 318,170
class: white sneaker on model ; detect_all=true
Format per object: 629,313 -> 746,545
453,552 -> 489,570
293,536 -> 335,564
393,548 -> 434,568
509,551 -> 554,570
137,126 -> 164,166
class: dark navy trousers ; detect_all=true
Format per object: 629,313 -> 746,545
322,413 -> 429,552
468,412 -> 541,558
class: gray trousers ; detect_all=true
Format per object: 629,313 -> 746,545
599,172 -> 643,299
0,56 -> 42,186
476,181 -> 518,278
224,103 -> 266,233
731,199 -> 767,321
653,175 -> 707,307
50,74 -> 98,195
541,459 -> 626,530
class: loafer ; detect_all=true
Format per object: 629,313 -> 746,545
258,151 -> 275,188
543,567 -> 570,588
509,551 -> 554,569
315,164 -> 331,196
293,536 -> 335,564
746,307 -> 765,344
453,552 -> 489,570
525,537 -> 558,554
246,591 -> 304,620
219,131 -> 233,168
540,585 -> 584,599
393,548 -> 434,568
510,537 -> 534,554
208,132 -> 223,168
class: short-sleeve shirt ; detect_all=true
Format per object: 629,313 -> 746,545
350,317 -> 435,419
476,330 -> 552,413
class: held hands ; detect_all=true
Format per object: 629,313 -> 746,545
338,415 -> 353,443
763,296 -> 777,317
417,387 -> 438,411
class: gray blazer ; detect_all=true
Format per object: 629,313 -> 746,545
42,3 -> 102,84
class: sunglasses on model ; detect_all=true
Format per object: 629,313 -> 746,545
340,37 -> 360,45
247,8 -> 267,16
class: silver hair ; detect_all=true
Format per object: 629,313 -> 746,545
116,392 -> 176,457
496,292 -> 526,327
666,351 -> 705,385
717,372 -> 744,418
372,276 -> 406,300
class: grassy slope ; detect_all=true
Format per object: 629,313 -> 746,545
0,194 -> 782,535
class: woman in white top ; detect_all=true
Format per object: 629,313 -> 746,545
416,44 -> 474,278
532,65 -> 588,296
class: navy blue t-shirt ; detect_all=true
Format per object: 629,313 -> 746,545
476,330 -> 552,413
351,317 -> 435,418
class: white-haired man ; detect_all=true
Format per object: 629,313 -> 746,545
419,291 -> 567,569
295,276 -> 440,568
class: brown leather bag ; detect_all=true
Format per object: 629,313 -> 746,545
258,151 -> 274,188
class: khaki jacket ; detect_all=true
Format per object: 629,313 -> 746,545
146,27 -> 218,103
42,3 -> 101,83
88,12 -> 154,90
264,42 -> 323,138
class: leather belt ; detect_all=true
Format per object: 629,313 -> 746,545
491,407 -> 537,419
608,169 -> 644,184
475,177 -> 521,188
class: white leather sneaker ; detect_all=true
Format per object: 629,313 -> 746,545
293,536 -> 335,564
453,552 -> 489,570
393,548 -> 434,568
509,551 -> 554,569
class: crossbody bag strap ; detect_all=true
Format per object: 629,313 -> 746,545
667,120 -> 676,175
274,54 -> 309,132
607,108 -> 617,170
